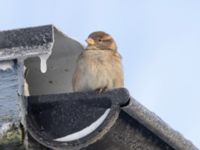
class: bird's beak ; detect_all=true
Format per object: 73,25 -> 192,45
86,38 -> 95,45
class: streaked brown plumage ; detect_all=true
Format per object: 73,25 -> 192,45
72,31 -> 124,92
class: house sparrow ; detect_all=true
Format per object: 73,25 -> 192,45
72,31 -> 124,92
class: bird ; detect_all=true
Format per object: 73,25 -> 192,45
72,31 -> 124,93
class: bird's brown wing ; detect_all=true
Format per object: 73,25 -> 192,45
72,52 -> 83,91
111,52 -> 124,88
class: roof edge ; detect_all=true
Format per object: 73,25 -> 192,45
0,25 -> 54,61
122,97 -> 198,150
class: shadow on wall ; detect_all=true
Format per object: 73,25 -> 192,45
25,27 -> 83,96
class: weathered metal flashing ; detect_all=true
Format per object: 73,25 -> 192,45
0,25 -> 54,61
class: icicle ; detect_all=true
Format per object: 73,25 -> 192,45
39,54 -> 51,73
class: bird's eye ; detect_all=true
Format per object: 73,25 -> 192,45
98,39 -> 102,42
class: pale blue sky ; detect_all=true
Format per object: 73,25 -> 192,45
0,0 -> 200,147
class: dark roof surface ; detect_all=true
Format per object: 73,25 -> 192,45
123,97 -> 198,150
0,25 -> 54,61
0,25 -> 53,49
26,88 -> 198,150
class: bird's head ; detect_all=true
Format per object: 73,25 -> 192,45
86,31 -> 117,51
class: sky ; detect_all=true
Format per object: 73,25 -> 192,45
0,0 -> 200,148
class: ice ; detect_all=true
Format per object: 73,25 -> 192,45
39,54 -> 51,73
0,121 -> 20,138
54,108 -> 110,142
0,122 -> 13,137
0,61 -> 14,71
24,66 -> 30,96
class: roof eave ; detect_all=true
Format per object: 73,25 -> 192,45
122,97 -> 198,150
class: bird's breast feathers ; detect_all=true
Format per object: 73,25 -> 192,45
73,50 -> 124,92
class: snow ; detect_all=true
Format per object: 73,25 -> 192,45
0,122 -> 13,137
54,108 -> 110,142
0,61 -> 14,71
